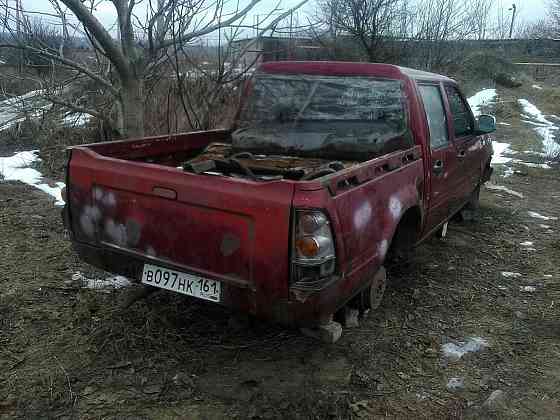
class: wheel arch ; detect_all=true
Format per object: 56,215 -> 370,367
387,204 -> 423,261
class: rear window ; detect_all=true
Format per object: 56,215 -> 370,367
233,73 -> 412,160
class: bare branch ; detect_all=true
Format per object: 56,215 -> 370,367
58,0 -> 131,77
0,43 -> 119,96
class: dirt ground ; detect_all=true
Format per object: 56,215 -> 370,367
1,82 -> 560,419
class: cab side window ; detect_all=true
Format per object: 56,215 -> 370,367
445,86 -> 474,137
419,84 -> 449,149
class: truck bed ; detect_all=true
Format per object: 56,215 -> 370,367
66,129 -> 423,324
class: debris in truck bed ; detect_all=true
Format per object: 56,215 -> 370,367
181,142 -> 359,181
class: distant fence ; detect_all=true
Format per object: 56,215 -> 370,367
233,37 -> 560,68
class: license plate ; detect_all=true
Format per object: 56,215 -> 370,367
141,263 -> 221,302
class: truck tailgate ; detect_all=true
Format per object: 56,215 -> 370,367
67,148 -> 295,291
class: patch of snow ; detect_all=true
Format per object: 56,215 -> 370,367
532,84 -> 543,90
502,166 -> 514,177
468,89 -> 496,117
485,184 -> 523,198
62,112 -> 92,127
519,286 -> 536,292
72,271 -> 131,292
0,150 -> 65,206
512,160 -> 551,169
416,392 -> 429,401
518,99 -> 560,157
501,272 -> 522,278
528,211 -> 558,221
519,241 -> 533,246
446,377 -> 465,391
442,337 -> 488,361
523,150 -> 547,157
0,90 -> 53,131
491,142 -> 513,165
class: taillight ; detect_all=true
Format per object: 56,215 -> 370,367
291,209 -> 336,287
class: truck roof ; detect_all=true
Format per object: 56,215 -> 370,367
258,61 -> 455,84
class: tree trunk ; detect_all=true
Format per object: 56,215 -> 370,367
120,78 -> 144,138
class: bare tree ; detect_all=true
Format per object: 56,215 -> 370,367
410,0 -> 479,69
468,0 -> 493,40
548,0 -> 560,35
316,0 -> 402,62
0,0 -> 308,137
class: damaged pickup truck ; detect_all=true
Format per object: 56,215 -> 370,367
63,62 -> 496,342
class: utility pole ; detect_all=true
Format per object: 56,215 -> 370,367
508,3 -> 516,39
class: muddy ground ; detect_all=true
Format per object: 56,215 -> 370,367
1,83 -> 560,419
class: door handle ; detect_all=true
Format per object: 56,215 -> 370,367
433,160 -> 444,175
457,150 -> 466,158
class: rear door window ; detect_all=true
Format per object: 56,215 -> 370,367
445,86 -> 474,137
419,84 -> 449,149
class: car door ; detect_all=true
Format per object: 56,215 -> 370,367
417,83 -> 462,234
444,84 -> 480,208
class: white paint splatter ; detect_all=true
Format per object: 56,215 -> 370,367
442,337 -> 488,361
388,195 -> 402,220
519,241 -> 533,246
80,205 -> 102,237
353,201 -> 372,230
102,192 -> 117,207
0,150 -> 65,205
532,84 -> 543,90
104,219 -> 128,246
93,187 -> 104,200
377,239 -> 388,258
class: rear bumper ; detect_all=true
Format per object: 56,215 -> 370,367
72,241 -> 375,328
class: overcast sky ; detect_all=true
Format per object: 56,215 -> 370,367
19,0 -> 551,38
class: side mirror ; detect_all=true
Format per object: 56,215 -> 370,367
476,114 -> 496,134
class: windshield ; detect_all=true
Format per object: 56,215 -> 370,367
232,73 -> 412,160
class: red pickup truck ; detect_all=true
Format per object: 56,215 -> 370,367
63,62 -> 495,342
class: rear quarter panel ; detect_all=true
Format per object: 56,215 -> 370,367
292,147 -> 424,305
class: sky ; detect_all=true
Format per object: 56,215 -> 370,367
17,0 -> 551,39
